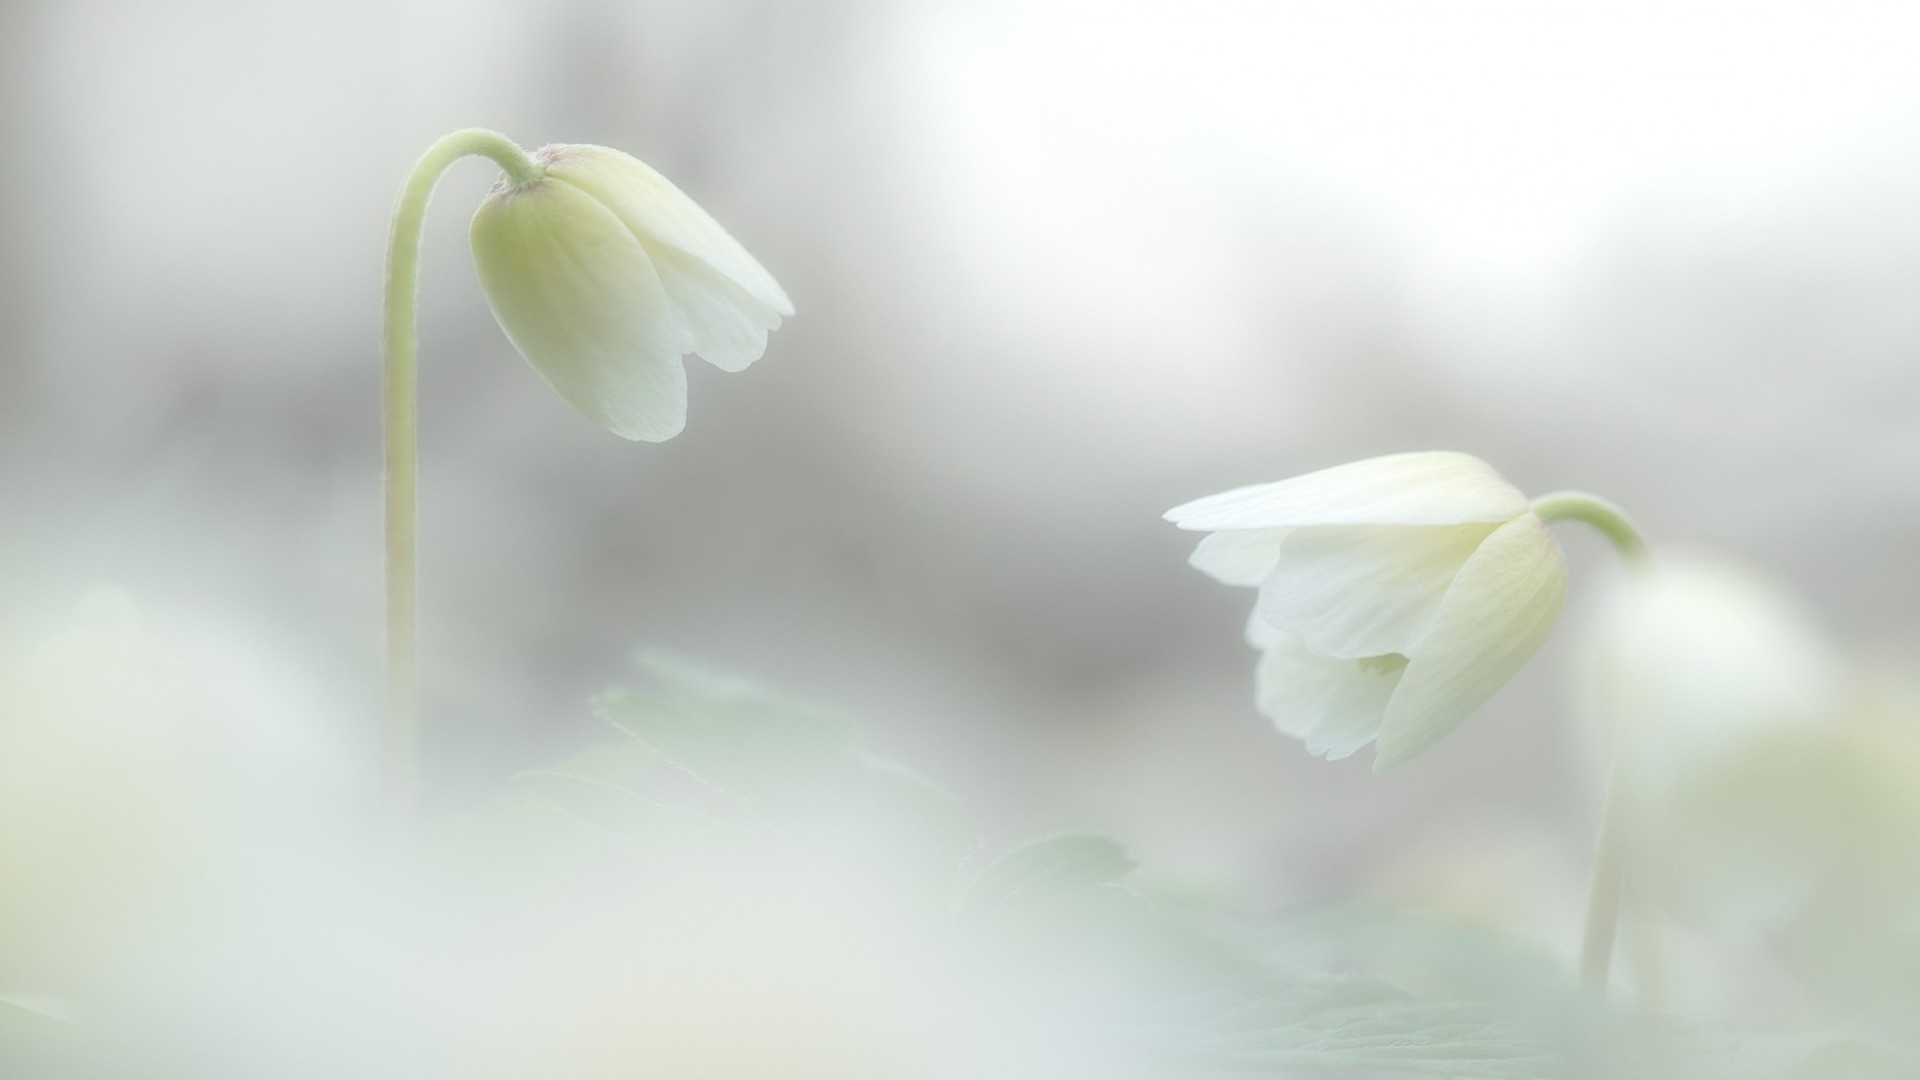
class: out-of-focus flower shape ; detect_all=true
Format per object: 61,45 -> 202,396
0,591 -> 235,986
0,590 -> 349,996
1578,548 -> 1840,791
1577,553 -> 1920,1026
469,144 -> 793,441
1166,451 -> 1566,771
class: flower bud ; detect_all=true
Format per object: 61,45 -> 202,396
469,145 -> 793,441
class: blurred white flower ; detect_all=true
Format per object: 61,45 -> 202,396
0,590 -> 355,995
1167,452 -> 1566,771
469,144 -> 793,441
0,592 -> 243,986
1577,548 -> 1840,790
1575,550 -> 1854,935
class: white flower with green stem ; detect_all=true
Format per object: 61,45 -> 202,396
1168,450 -> 1649,990
381,129 -> 790,816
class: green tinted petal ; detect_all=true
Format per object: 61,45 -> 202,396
543,144 -> 792,316
1375,514 -> 1567,771
470,178 -> 692,441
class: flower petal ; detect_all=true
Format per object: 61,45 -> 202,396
1257,523 -> 1496,659
542,145 -> 794,318
1189,528 -> 1291,587
1374,514 -> 1567,772
470,178 -> 691,441
1244,605 -> 1281,649
646,244 -> 784,373
1164,452 -> 1529,531
1256,635 -> 1407,761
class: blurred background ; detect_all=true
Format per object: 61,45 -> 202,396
1,0 -> 1917,919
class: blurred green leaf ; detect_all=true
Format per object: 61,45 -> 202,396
536,739 -> 662,789
963,833 -> 1138,915
595,652 -> 976,869
0,994 -> 75,1062
1164,973 -> 1555,1078
598,653 -> 856,801
511,771 -> 755,852
1268,904 -> 1571,1001
1710,1031 -> 1920,1080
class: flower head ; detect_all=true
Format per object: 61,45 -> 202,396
1166,451 -> 1567,771
469,144 -> 793,441
1579,549 -> 1839,787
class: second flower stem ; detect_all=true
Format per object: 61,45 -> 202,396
1531,490 -> 1650,992
1580,719 -> 1631,990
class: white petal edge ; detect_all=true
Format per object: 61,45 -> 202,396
543,145 -> 794,317
1189,528 -> 1291,587
1258,523 -> 1496,659
470,179 -> 691,441
1164,452 -> 1529,531
1244,605 -> 1282,649
644,244 -> 783,373
1374,513 -> 1568,772
1256,635 -> 1407,761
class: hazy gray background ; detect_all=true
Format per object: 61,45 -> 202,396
3,0 -> 1916,911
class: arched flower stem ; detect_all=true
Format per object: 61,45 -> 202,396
1531,490 -> 1651,994
382,130 -> 543,823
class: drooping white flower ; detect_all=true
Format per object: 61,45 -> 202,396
469,144 -> 793,441
1166,451 -> 1567,771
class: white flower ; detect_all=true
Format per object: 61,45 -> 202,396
469,144 -> 793,441
1166,451 -> 1567,771
1574,550 -> 1852,933
1578,548 -> 1839,789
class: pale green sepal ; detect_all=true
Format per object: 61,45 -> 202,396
1374,514 -> 1566,771
541,146 -> 790,375
469,177 -> 691,441
541,145 -> 793,316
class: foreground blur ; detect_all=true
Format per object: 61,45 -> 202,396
3,584 -> 1920,1075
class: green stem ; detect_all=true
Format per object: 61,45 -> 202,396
1530,490 -> 1650,994
1530,491 -> 1648,564
383,129 -> 542,823
1579,720 -> 1632,991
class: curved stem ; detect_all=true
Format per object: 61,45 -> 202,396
383,130 -> 542,823
1530,491 -> 1648,565
1530,490 -> 1651,994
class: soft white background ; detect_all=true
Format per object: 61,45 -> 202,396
3,0 -> 1917,912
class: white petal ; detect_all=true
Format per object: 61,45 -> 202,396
1244,605 -> 1280,649
646,243 -> 783,373
470,178 -> 691,441
1374,514 -> 1567,772
1164,452 -> 1529,531
542,145 -> 794,317
1189,528 -> 1291,587
1257,524 -> 1495,659
1256,635 -> 1407,761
